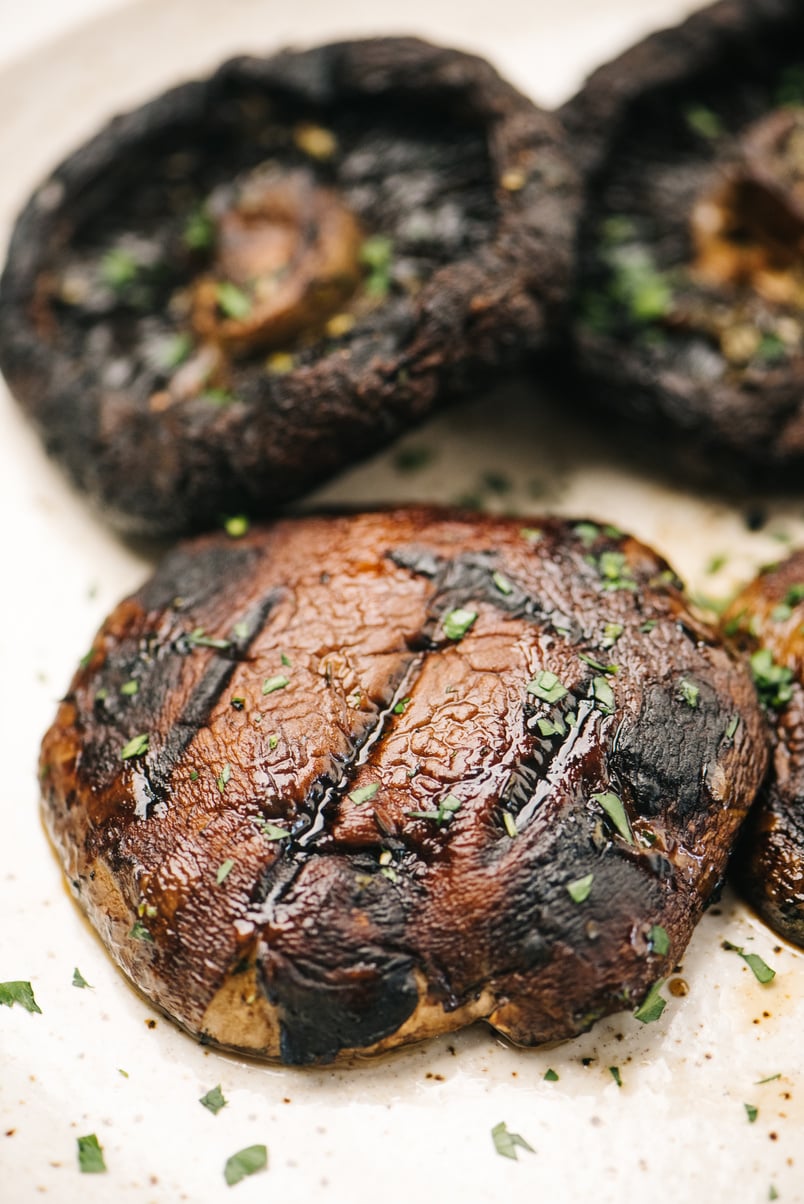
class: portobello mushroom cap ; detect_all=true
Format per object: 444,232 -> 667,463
722,549 -> 804,947
0,39 -> 578,536
560,0 -> 804,490
40,508 -> 768,1064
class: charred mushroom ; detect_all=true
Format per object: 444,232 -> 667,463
561,0 -> 804,490
722,549 -> 804,947
0,39 -> 578,536
40,508 -> 767,1063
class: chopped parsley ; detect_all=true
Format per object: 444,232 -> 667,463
77,1134 -> 107,1174
744,1103 -> 758,1124
120,732 -> 149,760
216,763 -> 231,794
592,676 -> 615,714
601,622 -> 624,648
231,696 -> 245,710
640,620 -> 657,633
442,608 -> 478,641
491,1121 -> 534,1161
634,979 -> 667,1024
129,921 -> 154,943
268,735 -> 278,750
502,812 -> 518,839
648,925 -> 670,956
725,714 -> 740,740
216,281 -> 252,320
187,628 -> 232,650
609,1066 -> 623,1088
566,873 -> 594,903
262,675 -> 289,695
520,527 -> 542,543
360,235 -> 394,297
750,649 -> 794,709
722,941 -> 776,984
579,652 -> 618,674
407,793 -> 462,827
260,822 -> 290,841
200,1085 -> 228,1115
771,603 -> 792,623
492,571 -> 513,596
684,104 -> 723,139
216,859 -> 235,884
0,980 -> 41,1013
183,206 -> 214,250
224,1144 -> 268,1186
756,1073 -> 781,1085
224,515 -> 249,538
544,1069 -> 559,1082
592,790 -> 634,844
536,716 -> 565,737
679,678 -> 700,708
120,679 -> 138,696
393,697 -> 411,715
159,331 -> 193,371
574,522 -> 600,547
526,670 -> 568,704
100,248 -> 138,290
72,967 -> 92,989
596,550 -> 637,591
349,782 -> 380,806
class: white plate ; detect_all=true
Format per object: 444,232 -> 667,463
1,2 -> 803,1201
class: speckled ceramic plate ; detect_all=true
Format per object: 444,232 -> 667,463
1,2 -> 803,1201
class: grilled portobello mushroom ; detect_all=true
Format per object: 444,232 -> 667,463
722,550 -> 804,946
561,0 -> 804,490
40,508 -> 768,1064
0,39 -> 578,536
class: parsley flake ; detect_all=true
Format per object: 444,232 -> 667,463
634,980 -> 667,1024
77,1133 -> 107,1174
574,522 -> 600,547
679,678 -> 700,707
502,811 -> 518,839
492,571 -> 513,596
579,652 -> 618,674
744,1103 -> 758,1123
544,1069 -> 559,1082
349,782 -> 380,806
442,608 -> 478,641
527,670 -> 568,704
100,248 -> 137,290
216,763 -> 231,794
491,1121 -> 534,1161
129,921 -> 154,943
595,550 -> 637,591
609,1066 -> 623,1088
566,873 -> 594,903
592,676 -> 615,714
407,793 -> 462,827
120,679 -> 138,696
648,925 -> 670,956
750,649 -> 794,709
520,527 -> 542,543
360,235 -> 394,297
0,980 -> 41,1013
187,628 -> 232,650
725,714 -> 740,740
120,732 -> 149,760
216,281 -> 252,320
183,206 -> 214,250
592,790 -> 634,844
224,515 -> 249,538
72,967 -> 92,989
601,622 -> 624,648
200,1085 -> 227,1115
260,822 -> 290,841
755,1073 -> 781,1085
262,675 -> 289,695
216,858 -> 234,884
393,697 -> 411,715
224,1144 -> 268,1187
722,941 -> 776,984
